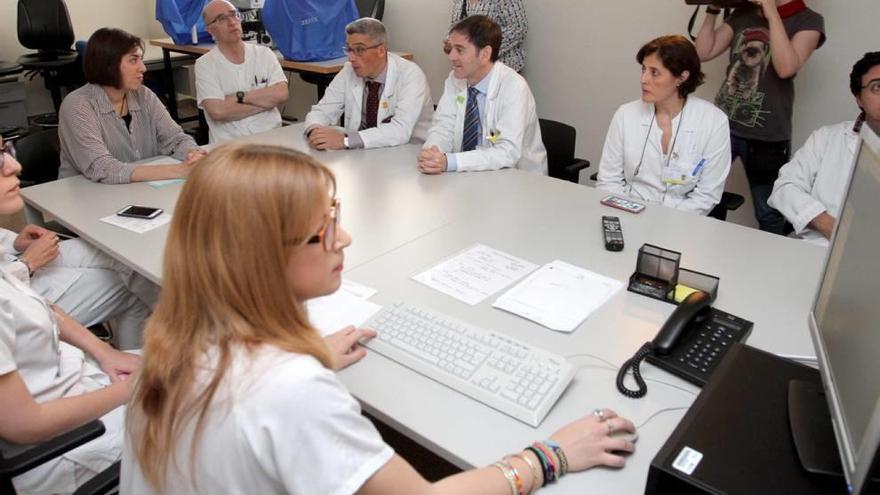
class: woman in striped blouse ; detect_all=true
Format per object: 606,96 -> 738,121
58,28 -> 205,184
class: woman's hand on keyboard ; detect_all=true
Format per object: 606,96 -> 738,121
325,326 -> 378,371
550,408 -> 636,471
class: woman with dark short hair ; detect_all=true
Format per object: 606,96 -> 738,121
58,28 -> 205,184
597,35 -> 732,215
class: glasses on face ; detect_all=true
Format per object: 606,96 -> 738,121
862,79 -> 880,96
207,10 -> 242,26
0,140 -> 16,172
306,198 -> 341,252
342,43 -> 383,57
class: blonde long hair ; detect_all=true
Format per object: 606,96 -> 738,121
128,144 -> 335,492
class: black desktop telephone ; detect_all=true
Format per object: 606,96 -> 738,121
616,291 -> 753,398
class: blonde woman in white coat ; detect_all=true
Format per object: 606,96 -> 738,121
597,36 -> 731,216
420,15 -> 546,175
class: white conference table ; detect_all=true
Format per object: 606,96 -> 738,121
21,124 -> 826,494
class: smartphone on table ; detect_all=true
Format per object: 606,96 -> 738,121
116,205 -> 163,219
600,195 -> 646,214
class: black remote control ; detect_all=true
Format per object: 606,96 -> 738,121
602,216 -> 624,251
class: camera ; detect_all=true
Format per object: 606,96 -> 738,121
684,0 -> 752,6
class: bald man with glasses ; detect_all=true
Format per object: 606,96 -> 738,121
304,18 -> 433,151
195,0 -> 289,144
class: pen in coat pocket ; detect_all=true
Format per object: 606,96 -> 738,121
691,158 -> 707,176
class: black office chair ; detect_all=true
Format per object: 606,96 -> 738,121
0,420 -> 119,495
539,118 -> 590,184
300,0 -> 387,99
15,128 -> 61,188
355,0 -> 385,19
17,0 -> 81,125
707,192 -> 745,221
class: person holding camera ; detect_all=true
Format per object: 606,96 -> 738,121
694,0 -> 825,234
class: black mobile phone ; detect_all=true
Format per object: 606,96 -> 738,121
116,205 -> 163,219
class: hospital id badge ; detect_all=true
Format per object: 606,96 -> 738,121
662,163 -> 691,185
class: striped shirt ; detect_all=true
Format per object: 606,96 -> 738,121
58,83 -> 197,184
449,0 -> 528,73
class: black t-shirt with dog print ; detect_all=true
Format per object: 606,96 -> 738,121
715,6 -> 825,142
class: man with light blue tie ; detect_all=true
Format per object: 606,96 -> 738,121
418,15 -> 546,175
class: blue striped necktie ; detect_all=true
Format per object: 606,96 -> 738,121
462,86 -> 481,152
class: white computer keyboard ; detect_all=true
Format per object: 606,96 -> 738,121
363,302 -> 576,427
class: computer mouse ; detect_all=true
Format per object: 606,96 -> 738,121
610,429 -> 639,446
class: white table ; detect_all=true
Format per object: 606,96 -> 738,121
21,124 -> 826,494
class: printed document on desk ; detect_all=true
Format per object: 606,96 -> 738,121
412,244 -> 538,305
493,260 -> 623,332
100,212 -> 172,234
307,279 -> 381,336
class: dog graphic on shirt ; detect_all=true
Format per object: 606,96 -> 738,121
725,28 -> 770,100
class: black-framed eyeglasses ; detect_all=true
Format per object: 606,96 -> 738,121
207,9 -> 242,26
306,198 -> 341,251
861,79 -> 880,95
0,141 -> 16,171
342,43 -> 383,57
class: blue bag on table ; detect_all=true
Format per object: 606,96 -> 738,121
156,0 -> 212,45
263,0 -> 359,61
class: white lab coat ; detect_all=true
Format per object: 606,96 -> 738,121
597,97 -> 731,215
304,53 -> 434,148
0,228 -> 154,349
0,266 -> 125,495
424,61 -> 547,175
768,121 -> 859,246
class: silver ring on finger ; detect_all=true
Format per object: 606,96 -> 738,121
607,420 -> 614,433
593,408 -> 606,422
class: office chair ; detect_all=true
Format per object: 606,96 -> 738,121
0,420 -> 119,495
17,0 -> 81,124
15,128 -> 61,188
539,118 -> 590,184
355,0 -> 385,19
707,192 -> 745,221
300,0 -> 386,98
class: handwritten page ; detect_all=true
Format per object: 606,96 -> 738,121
100,212 -> 171,234
493,260 -> 623,332
306,279 -> 381,336
412,244 -> 538,305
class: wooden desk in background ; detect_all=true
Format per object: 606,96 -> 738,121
148,38 -> 413,121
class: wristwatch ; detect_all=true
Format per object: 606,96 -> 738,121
706,6 -> 722,15
236,91 -> 245,104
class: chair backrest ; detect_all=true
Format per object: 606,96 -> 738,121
17,0 -> 74,52
539,118 -> 578,181
15,128 -> 61,186
355,0 -> 385,20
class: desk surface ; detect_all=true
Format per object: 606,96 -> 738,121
20,124 -> 826,494
149,38 -> 413,74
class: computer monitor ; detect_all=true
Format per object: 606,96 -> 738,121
808,122 -> 880,494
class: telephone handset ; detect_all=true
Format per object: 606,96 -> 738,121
653,291 -> 712,354
617,291 -> 714,398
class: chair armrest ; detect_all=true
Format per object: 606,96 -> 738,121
0,420 -> 105,478
720,192 -> 745,211
563,159 -> 590,176
73,461 -> 120,495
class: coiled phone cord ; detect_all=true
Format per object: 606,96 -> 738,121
616,342 -> 654,398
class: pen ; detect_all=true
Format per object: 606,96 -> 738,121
691,158 -> 706,176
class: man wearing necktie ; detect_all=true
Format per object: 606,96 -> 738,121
419,15 -> 546,175
305,18 -> 434,151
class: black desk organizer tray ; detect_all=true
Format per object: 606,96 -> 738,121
627,243 -> 719,305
